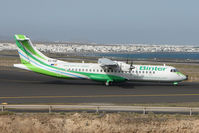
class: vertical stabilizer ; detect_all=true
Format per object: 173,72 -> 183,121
14,34 -> 49,64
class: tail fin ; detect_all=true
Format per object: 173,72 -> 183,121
14,34 -> 49,64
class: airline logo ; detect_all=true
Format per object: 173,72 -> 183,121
51,64 -> 57,66
140,66 -> 166,71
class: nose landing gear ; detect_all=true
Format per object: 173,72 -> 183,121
173,82 -> 178,85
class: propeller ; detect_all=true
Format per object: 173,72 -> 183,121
126,58 -> 129,64
129,60 -> 135,71
126,54 -> 130,64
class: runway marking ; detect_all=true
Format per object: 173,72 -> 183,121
1,93 -> 199,99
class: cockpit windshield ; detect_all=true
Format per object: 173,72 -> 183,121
170,69 -> 178,72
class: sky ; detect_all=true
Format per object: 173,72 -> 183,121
0,0 -> 199,45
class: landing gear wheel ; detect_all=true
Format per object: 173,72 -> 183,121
173,82 -> 178,86
105,80 -> 112,86
105,81 -> 110,86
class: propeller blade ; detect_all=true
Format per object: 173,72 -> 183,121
129,61 -> 135,70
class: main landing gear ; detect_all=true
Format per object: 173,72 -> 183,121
105,80 -> 113,86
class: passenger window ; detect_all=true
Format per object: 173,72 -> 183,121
100,70 -> 103,72
97,69 -> 99,72
142,71 -> 144,73
79,69 -> 81,71
153,71 -> 155,74
93,69 -> 95,72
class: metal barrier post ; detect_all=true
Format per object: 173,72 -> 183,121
49,106 -> 52,113
96,106 -> 99,113
190,108 -> 192,116
143,107 -> 146,115
1,106 -> 4,112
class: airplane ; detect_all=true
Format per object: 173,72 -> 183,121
13,34 -> 188,86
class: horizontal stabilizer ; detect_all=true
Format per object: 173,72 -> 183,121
13,64 -> 30,71
15,34 -> 29,41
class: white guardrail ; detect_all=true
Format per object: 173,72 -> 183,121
0,105 -> 199,116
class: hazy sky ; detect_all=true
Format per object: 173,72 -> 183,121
0,0 -> 199,44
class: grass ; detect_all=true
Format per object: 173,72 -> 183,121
0,111 -> 14,115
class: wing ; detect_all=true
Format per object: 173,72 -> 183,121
98,58 -> 118,68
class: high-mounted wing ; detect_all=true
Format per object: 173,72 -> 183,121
98,58 -> 118,68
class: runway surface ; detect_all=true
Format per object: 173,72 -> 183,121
0,70 -> 199,104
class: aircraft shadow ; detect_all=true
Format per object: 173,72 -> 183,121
33,79 -> 189,89
115,82 -> 187,89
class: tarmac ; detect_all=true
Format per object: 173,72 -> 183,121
0,70 -> 199,104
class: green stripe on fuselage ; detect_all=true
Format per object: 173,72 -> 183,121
176,72 -> 185,77
23,60 -> 70,79
71,71 -> 126,82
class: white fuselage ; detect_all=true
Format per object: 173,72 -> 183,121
54,60 -> 187,82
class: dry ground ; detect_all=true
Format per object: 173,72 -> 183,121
0,112 -> 199,133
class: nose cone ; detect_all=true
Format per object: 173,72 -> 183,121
181,74 -> 188,81
176,72 -> 188,81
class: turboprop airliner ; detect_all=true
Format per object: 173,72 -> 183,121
13,34 -> 188,86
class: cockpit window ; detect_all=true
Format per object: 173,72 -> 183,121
170,69 -> 178,72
